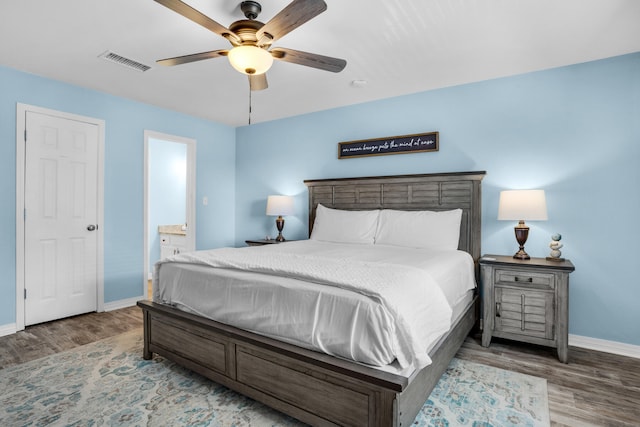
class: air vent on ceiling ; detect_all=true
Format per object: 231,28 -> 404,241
98,50 -> 151,72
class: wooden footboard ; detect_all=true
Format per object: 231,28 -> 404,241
137,296 -> 477,427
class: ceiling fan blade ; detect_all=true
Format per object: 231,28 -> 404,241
153,0 -> 240,44
157,50 -> 229,66
249,73 -> 268,91
256,0 -> 327,46
270,47 -> 346,73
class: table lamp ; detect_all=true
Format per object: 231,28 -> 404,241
266,195 -> 294,242
498,189 -> 548,260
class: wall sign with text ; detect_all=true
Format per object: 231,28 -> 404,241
338,132 -> 439,159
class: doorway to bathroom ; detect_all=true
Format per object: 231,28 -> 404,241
144,131 -> 196,298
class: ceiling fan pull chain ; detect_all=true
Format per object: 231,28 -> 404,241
248,87 -> 252,125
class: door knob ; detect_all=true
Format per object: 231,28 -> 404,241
87,224 -> 96,231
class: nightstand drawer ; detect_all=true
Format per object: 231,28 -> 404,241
494,287 -> 554,340
495,269 -> 555,289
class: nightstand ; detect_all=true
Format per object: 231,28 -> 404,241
480,254 -> 575,363
245,239 -> 288,246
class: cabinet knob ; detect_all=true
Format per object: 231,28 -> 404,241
495,302 -> 501,317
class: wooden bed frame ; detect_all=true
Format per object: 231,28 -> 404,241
138,171 -> 485,427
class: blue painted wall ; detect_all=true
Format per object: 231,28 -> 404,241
148,138 -> 187,272
0,65 -> 236,325
236,52 -> 640,346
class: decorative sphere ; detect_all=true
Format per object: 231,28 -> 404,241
551,233 -> 562,241
550,249 -> 562,258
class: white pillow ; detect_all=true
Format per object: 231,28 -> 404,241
375,209 -> 463,250
310,204 -> 379,244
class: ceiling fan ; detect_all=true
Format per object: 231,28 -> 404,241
153,0 -> 347,91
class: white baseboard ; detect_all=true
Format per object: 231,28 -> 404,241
0,323 -> 17,338
103,296 -> 142,312
569,334 -> 640,359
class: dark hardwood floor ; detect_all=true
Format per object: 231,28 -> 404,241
0,306 -> 142,369
1,306 -> 638,426
457,335 -> 640,427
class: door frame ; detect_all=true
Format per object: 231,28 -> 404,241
15,103 -> 105,331
143,130 -> 196,298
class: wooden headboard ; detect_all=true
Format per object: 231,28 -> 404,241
304,171 -> 486,262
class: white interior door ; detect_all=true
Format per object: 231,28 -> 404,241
23,111 -> 99,325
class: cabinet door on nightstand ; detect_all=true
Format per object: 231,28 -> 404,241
494,287 -> 554,340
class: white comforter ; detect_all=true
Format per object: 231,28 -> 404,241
154,240 -> 476,371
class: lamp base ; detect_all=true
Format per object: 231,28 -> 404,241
513,221 -> 530,260
275,216 -> 285,242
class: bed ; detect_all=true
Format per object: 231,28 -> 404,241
137,171 -> 485,427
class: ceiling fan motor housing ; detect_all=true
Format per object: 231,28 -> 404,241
229,19 -> 264,44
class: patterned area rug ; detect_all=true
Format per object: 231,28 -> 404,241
0,330 -> 549,426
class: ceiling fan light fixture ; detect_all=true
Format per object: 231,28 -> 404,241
228,45 -> 273,75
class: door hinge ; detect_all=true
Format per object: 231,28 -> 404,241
24,208 -> 27,220
24,129 -> 27,142
24,288 -> 27,299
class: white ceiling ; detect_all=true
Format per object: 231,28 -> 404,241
1,0 -> 639,127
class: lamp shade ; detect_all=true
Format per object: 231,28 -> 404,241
266,195 -> 294,216
228,45 -> 273,75
498,190 -> 548,221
